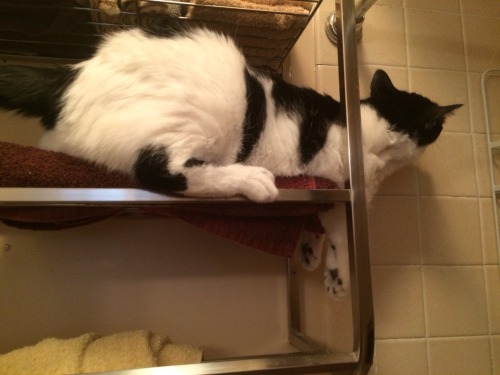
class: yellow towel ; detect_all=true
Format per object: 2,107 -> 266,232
158,343 -> 204,366
81,331 -> 157,372
0,333 -> 99,375
0,331 -> 202,375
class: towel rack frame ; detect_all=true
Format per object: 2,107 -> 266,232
0,0 -> 374,374
0,0 -> 322,72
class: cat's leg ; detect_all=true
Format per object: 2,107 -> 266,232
319,204 -> 351,299
134,145 -> 278,202
38,131 -> 65,152
297,230 -> 325,271
182,162 -> 279,202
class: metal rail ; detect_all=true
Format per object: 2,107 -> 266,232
0,0 -> 322,71
0,187 -> 350,206
325,0 -> 378,45
335,0 -> 374,372
482,68 -> 500,265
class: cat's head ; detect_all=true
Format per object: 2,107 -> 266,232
366,69 -> 462,147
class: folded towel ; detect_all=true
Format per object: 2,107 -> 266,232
0,141 -> 336,256
0,333 -> 99,375
158,343 -> 205,366
0,330 -> 202,374
81,331 -> 157,372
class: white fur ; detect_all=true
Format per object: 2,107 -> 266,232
244,77 -> 302,175
42,28 -> 247,175
359,106 -> 419,200
297,106 -> 420,300
321,204 -> 350,298
36,28 -> 425,299
39,28 -> 417,202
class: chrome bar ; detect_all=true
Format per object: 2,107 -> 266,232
287,260 -> 328,354
0,187 -> 350,206
83,352 -> 357,375
481,68 -> 500,264
288,329 -> 327,353
146,1 -> 314,17
287,261 -> 303,347
354,0 -> 377,21
325,0 -> 378,45
336,0 -> 374,374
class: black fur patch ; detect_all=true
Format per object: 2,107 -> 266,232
0,65 -> 77,130
271,75 -> 341,165
237,68 -> 267,162
329,269 -> 339,281
328,269 -> 343,287
301,243 -> 313,265
184,158 -> 205,167
139,19 -> 194,38
134,145 -> 187,192
364,70 -> 461,147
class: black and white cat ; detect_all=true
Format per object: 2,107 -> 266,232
0,26 -> 461,298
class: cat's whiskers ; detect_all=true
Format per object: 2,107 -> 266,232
426,141 -> 443,157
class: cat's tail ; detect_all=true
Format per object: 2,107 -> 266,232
0,64 -> 76,129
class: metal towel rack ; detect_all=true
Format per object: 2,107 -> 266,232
0,0 -> 374,373
0,0 -> 321,71
483,68 -> 500,265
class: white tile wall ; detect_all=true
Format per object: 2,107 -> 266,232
375,338 -> 428,375
427,336 -> 492,375
372,266 -> 426,339
416,133 -> 478,197
405,9 -> 465,71
296,0 -> 500,373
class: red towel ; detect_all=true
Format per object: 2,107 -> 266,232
0,141 -> 336,256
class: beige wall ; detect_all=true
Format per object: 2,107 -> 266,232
289,0 -> 500,373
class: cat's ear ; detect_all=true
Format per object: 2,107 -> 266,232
425,104 -> 462,127
436,104 -> 462,118
370,69 -> 397,97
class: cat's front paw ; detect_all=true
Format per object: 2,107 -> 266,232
298,231 -> 325,271
238,166 -> 278,202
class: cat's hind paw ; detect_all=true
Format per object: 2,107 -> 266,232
323,242 -> 351,299
324,267 -> 349,299
298,231 -> 325,271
